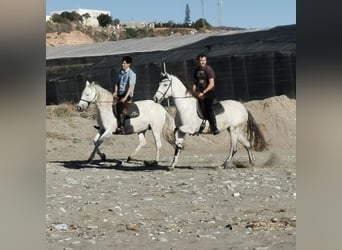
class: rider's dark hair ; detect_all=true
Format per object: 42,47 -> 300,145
122,56 -> 132,64
197,54 -> 207,60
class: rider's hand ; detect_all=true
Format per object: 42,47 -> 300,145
120,96 -> 127,102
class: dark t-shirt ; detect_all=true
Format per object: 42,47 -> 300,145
193,65 -> 216,93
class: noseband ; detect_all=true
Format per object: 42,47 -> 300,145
156,77 -> 172,101
80,91 -> 98,105
157,76 -> 194,101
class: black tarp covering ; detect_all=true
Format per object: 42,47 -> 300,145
46,25 -> 296,105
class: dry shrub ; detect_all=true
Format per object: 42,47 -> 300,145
46,103 -> 77,118
54,104 -> 75,118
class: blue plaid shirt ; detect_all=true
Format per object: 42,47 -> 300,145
117,68 -> 136,97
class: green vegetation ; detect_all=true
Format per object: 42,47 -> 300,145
97,13 -> 112,27
184,4 -> 191,26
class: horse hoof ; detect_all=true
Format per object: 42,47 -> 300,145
167,167 -> 174,172
221,162 -> 227,169
101,153 -> 106,161
127,156 -> 131,162
144,160 -> 157,167
222,162 -> 232,169
216,165 -> 224,170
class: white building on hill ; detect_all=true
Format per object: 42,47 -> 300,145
49,9 -> 111,26
121,22 -> 155,29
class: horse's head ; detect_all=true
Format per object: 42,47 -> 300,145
153,73 -> 172,103
77,80 -> 97,111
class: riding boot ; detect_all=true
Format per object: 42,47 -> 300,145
119,113 -> 125,134
209,119 -> 220,135
113,114 -> 125,135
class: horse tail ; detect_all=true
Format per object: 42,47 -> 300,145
247,110 -> 267,151
162,110 -> 176,145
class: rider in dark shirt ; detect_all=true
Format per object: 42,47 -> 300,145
193,54 -> 220,135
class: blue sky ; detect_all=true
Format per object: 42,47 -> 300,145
46,0 -> 296,29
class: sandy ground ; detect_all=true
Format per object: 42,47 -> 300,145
46,95 -> 296,249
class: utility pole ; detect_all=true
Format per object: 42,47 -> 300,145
201,0 -> 205,29
218,0 -> 223,27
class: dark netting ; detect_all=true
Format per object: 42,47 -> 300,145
46,25 -> 296,105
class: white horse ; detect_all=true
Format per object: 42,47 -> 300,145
77,80 -> 175,164
153,73 -> 267,170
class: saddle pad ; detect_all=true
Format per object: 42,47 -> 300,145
124,103 -> 140,119
197,101 -> 225,119
213,102 -> 224,116
112,102 -> 140,119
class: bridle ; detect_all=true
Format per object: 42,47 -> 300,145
156,75 -> 193,101
80,89 -> 98,106
156,77 -> 173,101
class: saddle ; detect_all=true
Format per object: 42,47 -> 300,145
196,99 -> 225,120
112,102 -> 140,119
191,99 -> 224,136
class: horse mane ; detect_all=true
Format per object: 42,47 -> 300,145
170,73 -> 197,96
93,82 -> 113,102
92,82 -> 110,94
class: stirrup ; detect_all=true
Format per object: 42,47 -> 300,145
113,128 -> 123,135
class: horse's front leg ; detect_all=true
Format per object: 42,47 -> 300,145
87,129 -> 111,163
169,129 -> 185,171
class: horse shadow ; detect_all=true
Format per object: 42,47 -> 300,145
50,159 -> 170,172
48,159 -> 212,171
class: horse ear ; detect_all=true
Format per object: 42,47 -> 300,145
86,80 -> 90,86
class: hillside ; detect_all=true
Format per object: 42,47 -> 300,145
46,30 -> 96,47
46,24 -> 203,48
46,20 -> 233,47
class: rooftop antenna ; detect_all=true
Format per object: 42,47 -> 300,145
218,0 -> 223,27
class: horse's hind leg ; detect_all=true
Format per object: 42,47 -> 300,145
151,129 -> 162,163
222,127 -> 238,168
127,132 -> 146,162
237,133 -> 254,165
169,129 -> 185,171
